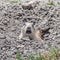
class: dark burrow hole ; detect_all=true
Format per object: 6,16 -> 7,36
41,28 -> 50,40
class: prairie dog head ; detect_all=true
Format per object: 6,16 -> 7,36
24,22 -> 35,34
19,22 -> 43,41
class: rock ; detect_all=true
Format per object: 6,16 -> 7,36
22,1 -> 33,10
7,32 -> 16,38
16,45 -> 24,48
22,0 -> 39,10
6,58 -> 16,60
10,26 -> 16,31
0,33 -> 6,39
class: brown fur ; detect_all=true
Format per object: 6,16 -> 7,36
35,28 -> 42,41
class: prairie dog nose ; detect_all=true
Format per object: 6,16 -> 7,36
27,27 -> 31,30
26,27 -> 32,34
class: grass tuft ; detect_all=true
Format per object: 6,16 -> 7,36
6,0 -> 21,3
16,52 -> 22,60
16,48 -> 60,60
47,0 -> 55,5
57,2 -> 60,5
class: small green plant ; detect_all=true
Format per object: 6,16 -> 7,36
35,53 -> 45,60
26,53 -> 36,60
16,48 -> 60,60
47,0 -> 55,5
16,52 -> 22,60
49,48 -> 57,60
57,2 -> 60,5
6,0 -> 21,3
26,53 -> 46,60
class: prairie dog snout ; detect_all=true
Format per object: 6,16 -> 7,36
26,27 -> 32,34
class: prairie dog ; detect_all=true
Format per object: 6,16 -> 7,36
19,22 -> 42,41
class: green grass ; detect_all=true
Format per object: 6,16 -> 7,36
6,0 -> 21,3
16,48 -> 60,60
16,52 -> 22,60
57,2 -> 60,5
47,0 -> 55,5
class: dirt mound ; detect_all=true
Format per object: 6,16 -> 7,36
0,1 -> 60,60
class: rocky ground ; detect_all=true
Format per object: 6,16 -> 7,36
0,0 -> 60,60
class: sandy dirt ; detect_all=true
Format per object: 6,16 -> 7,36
0,0 -> 60,60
